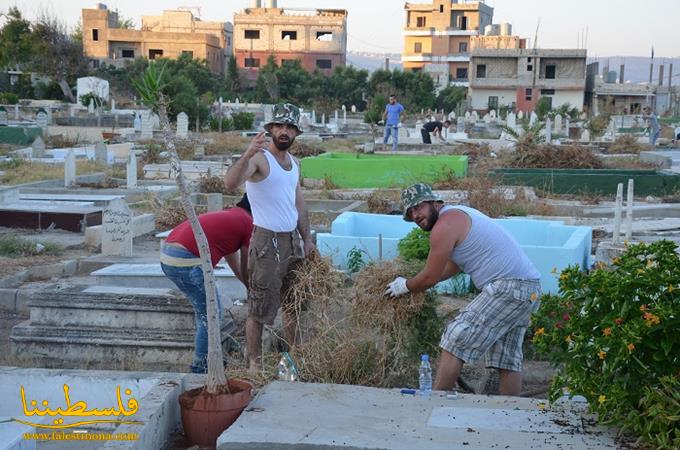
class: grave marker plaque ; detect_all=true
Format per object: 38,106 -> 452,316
102,199 -> 133,256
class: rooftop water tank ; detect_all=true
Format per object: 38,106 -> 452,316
500,23 -> 512,36
606,70 -> 618,84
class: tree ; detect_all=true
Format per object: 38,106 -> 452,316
364,93 -> 386,143
133,62 -> 226,393
30,12 -> 88,102
435,85 -> 466,114
254,55 -> 280,102
0,7 -> 33,69
224,56 -> 241,95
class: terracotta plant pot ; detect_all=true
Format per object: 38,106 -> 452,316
179,378 -> 254,448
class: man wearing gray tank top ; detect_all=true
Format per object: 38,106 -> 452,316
386,183 -> 541,396
225,103 -> 317,374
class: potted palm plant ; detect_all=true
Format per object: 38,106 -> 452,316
133,62 -> 253,447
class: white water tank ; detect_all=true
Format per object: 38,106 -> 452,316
484,24 -> 499,36
500,23 -> 512,36
266,0 -> 277,8
251,0 -> 261,8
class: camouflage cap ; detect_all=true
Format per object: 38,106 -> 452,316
401,183 -> 442,221
264,103 -> 303,134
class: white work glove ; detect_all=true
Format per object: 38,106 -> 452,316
377,120 -> 385,125
397,122 -> 403,128
385,277 -> 409,297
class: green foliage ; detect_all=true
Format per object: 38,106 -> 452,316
0,7 -> 33,68
346,246 -> 369,274
231,112 -> 255,130
0,92 -> 19,104
404,291 -> 444,361
586,113 -> 611,138
498,121 -> 546,152
531,240 -> 680,449
209,115 -> 234,132
368,69 -> 436,112
80,92 -> 105,108
131,61 -> 168,112
398,227 -> 431,262
34,81 -> 65,100
435,85 -> 466,113
0,233 -> 62,256
0,158 -> 25,169
535,97 -> 552,120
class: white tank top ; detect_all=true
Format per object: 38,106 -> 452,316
245,149 -> 299,232
442,205 -> 540,289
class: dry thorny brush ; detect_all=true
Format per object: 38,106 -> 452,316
153,201 -> 207,231
367,190 -> 400,214
508,144 -> 604,169
605,134 -> 648,154
249,257 -> 439,388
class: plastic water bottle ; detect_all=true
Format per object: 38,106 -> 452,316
276,352 -> 298,382
419,354 -> 432,397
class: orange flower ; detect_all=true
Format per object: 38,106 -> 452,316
643,313 -> 660,327
602,327 -> 612,337
598,350 -> 606,360
627,343 -> 635,352
639,305 -> 647,312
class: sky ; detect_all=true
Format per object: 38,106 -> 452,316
2,0 -> 679,58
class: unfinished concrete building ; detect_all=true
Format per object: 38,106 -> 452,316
82,4 -> 233,75
402,0 -> 494,87
233,0 -> 348,80
468,48 -> 587,112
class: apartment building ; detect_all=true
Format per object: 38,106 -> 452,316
402,0 -> 494,87
82,4 -> 232,74
468,48 -> 587,112
233,0 -> 347,80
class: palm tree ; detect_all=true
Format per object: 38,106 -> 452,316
133,62 -> 226,393
498,121 -> 546,153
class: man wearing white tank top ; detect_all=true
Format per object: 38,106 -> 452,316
224,103 -> 316,373
386,183 -> 541,396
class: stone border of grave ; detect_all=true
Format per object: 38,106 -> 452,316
0,260 -> 80,313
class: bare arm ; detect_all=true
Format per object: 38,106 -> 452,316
405,212 -> 467,292
439,260 -> 460,281
294,160 -> 316,256
239,245 -> 249,289
225,252 -> 246,286
223,132 -> 267,190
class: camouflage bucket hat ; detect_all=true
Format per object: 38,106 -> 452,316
401,183 -> 442,221
264,103 -> 302,134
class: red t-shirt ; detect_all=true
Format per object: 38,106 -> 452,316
166,207 -> 253,267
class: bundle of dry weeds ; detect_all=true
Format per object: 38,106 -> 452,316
351,260 -> 426,328
282,255 -> 344,317
154,202 -> 207,230
606,134 -> 647,154
366,190 -> 400,214
289,141 -> 325,158
510,144 -> 604,169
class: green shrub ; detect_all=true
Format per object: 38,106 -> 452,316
0,234 -> 62,257
531,240 -> 680,449
346,246 -> 369,274
231,112 -> 255,130
0,92 -> 19,104
397,227 -> 430,262
209,116 -> 234,131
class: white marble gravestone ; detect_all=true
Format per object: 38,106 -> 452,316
176,112 -> 189,139
94,141 -> 108,164
32,136 -> 46,158
64,149 -> 76,187
102,198 -> 133,256
126,152 -> 138,188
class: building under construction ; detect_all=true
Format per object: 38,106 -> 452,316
233,0 -> 348,80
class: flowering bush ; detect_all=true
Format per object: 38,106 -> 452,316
531,240 -> 679,449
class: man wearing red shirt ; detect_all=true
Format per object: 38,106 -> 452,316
160,194 -> 252,373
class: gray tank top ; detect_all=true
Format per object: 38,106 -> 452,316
442,205 -> 540,289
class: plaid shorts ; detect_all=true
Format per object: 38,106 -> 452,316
439,278 -> 541,372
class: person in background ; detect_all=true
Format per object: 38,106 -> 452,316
161,194 -> 252,374
386,183 -> 541,396
642,106 -> 660,146
421,119 -> 451,144
380,94 -> 405,151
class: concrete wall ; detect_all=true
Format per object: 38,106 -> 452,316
469,87 -> 516,109
233,7 -> 347,75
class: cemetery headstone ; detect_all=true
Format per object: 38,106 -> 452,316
489,110 -> 497,120
517,110 -> 524,120
311,110 -> 316,124
351,105 -> 356,113
565,119 -> 571,139
140,112 -> 153,139
471,111 -> 479,123
111,99 -> 116,111
14,104 -> 19,120
46,107 -> 52,125
88,98 -> 95,114
581,129 -> 591,142
321,113 -> 326,126
206,193 -> 224,212
0,107 -> 7,126
456,117 -> 465,133
102,198 -> 133,256
32,136 -> 46,158
483,113 -> 491,124
545,118 -> 552,143
127,152 -> 138,188
529,111 -> 538,126
65,149 -> 76,187
94,141 -> 108,164
194,143 -> 205,158
133,112 -> 141,132
176,112 -> 189,139
554,114 -> 563,135
506,112 -> 516,129
36,110 -> 48,129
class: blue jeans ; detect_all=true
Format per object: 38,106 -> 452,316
161,262 -> 222,373
383,125 -> 399,150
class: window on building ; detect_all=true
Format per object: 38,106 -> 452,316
545,64 -> 556,79
416,16 -> 426,27
121,49 -> 134,58
527,64 -> 533,71
316,59 -> 332,69
282,30 -> 297,40
244,58 -> 260,68
439,5 -> 444,12
182,50 -> 194,58
458,42 -> 468,53
488,96 -> 499,110
414,42 -> 422,53
455,67 -> 468,79
316,31 -> 333,41
244,29 -> 260,39
525,88 -> 533,101
476,64 -> 486,78
227,37 -> 231,47
92,60 -> 100,69
148,49 -> 163,59
540,89 -> 555,95
92,29 -> 99,41
460,16 -> 468,30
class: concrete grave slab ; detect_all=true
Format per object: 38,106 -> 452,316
0,201 -> 102,232
218,382 -> 618,450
